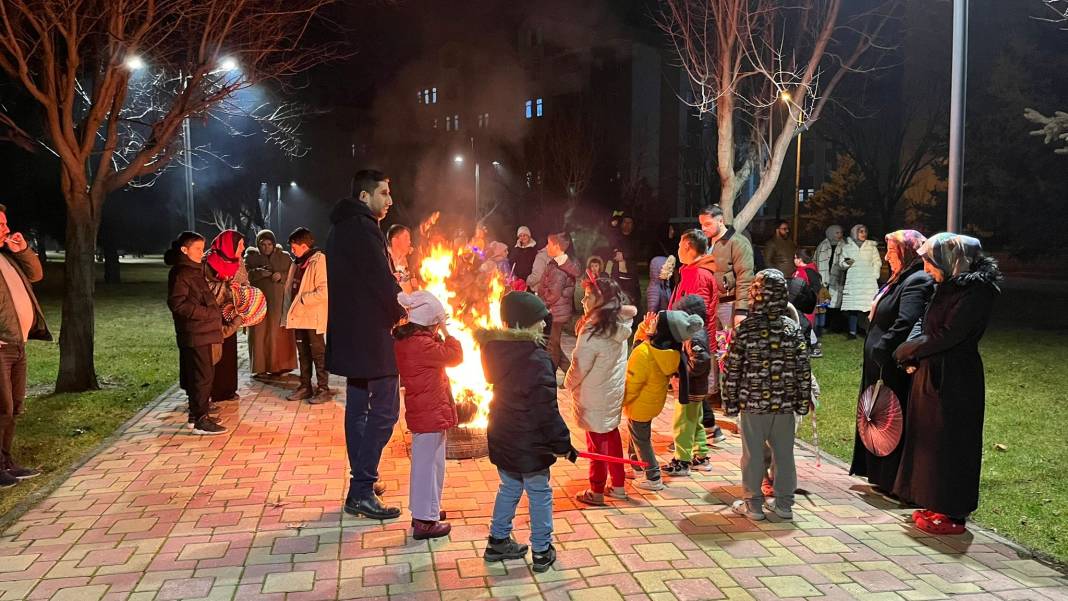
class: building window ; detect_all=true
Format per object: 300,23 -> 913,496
536,97 -> 543,117
525,98 -> 544,119
445,116 -> 453,131
433,118 -> 438,129
478,113 -> 490,128
431,87 -> 437,104
423,89 -> 430,104
525,100 -> 532,119
453,114 -> 460,129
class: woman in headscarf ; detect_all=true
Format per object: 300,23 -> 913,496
204,230 -> 246,403
813,225 -> 844,328
244,230 -> 297,380
849,230 -> 935,495
892,233 -> 1002,535
835,224 -> 883,339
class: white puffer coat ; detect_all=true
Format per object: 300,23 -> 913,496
564,305 -> 638,433
835,238 -> 883,312
814,236 -> 843,308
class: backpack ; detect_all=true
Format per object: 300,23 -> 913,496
791,275 -> 818,314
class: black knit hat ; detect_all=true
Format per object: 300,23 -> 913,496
673,294 -> 707,319
500,291 -> 550,329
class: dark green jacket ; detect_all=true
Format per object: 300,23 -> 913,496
0,248 -> 51,345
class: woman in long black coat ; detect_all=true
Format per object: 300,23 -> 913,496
893,233 -> 1001,536
850,230 -> 935,493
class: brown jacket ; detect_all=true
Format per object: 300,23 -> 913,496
0,248 -> 50,345
710,229 -> 755,311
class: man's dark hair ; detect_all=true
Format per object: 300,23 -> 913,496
681,229 -> 709,255
699,205 -> 724,219
288,227 -> 315,246
352,169 -> 388,199
387,224 -> 410,243
776,220 -> 790,229
547,232 -> 571,252
0,203 -> 6,214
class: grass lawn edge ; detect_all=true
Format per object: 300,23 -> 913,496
0,382 -> 180,533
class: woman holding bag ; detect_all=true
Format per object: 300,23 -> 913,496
204,230 -> 247,404
849,230 -> 934,495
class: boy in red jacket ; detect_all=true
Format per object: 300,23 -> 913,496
394,291 -> 463,540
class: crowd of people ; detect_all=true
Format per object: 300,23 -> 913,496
0,179 -> 1002,570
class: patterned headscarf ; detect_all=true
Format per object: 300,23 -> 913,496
885,230 -> 927,278
919,232 -> 983,278
206,229 -> 244,279
749,269 -> 789,319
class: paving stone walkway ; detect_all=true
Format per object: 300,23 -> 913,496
1,369 -> 1066,601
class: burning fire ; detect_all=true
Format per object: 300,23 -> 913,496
417,234 -> 506,430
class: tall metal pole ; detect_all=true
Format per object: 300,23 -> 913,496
276,184 -> 283,234
182,117 -> 194,230
792,128 -> 802,244
947,0 -> 968,233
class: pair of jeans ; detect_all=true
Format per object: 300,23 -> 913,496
409,431 -> 446,521
814,312 -> 827,339
586,430 -> 624,493
490,468 -> 554,552
178,345 -> 214,422
344,376 -> 400,501
626,419 -> 660,480
547,322 -> 570,376
0,343 -> 27,468
295,330 -> 329,390
846,310 -> 864,335
672,401 -> 708,462
739,413 -> 797,512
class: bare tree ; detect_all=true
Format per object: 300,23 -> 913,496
0,0 -> 340,392
1024,1 -> 1068,154
545,107 -> 596,200
661,0 -> 899,231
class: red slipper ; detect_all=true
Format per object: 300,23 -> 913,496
910,509 -> 934,523
915,512 -> 966,535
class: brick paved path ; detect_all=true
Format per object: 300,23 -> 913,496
1,370 -> 1066,601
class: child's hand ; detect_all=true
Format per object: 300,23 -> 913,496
642,312 -> 658,333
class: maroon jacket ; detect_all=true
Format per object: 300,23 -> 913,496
395,331 -> 464,433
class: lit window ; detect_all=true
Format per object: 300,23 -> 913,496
454,114 -> 460,129
417,90 -> 422,104
423,89 -> 430,104
536,98 -> 543,117
525,100 -> 532,119
446,116 -> 452,131
432,87 -> 438,104
433,118 -> 438,129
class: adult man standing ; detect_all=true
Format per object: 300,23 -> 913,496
326,170 -> 405,520
533,233 -> 580,377
0,204 -> 49,488
763,220 -> 797,279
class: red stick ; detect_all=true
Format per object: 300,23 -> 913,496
577,451 -> 648,468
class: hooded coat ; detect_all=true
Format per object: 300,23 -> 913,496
836,227 -> 883,312
814,226 -> 844,308
670,253 -> 719,351
244,243 -> 296,374
892,253 -> 1000,517
622,340 -> 681,422
536,253 -> 581,324
723,270 -> 812,416
646,256 -> 674,315
325,198 -> 405,379
395,330 -> 463,433
166,252 -> 222,349
477,327 -> 573,474
564,305 -> 637,433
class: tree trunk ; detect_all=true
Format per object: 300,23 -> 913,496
55,195 -> 101,393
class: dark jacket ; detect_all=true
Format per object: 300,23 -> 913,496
850,262 -> 935,489
395,330 -> 463,433
763,235 -> 797,281
0,248 -> 50,345
325,198 -> 405,379
509,245 -> 538,281
537,255 -> 580,324
710,228 -> 755,310
166,252 -> 223,348
891,257 -> 1000,516
477,327 -> 572,474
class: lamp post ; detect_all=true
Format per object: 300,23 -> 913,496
783,92 -> 804,244
947,0 -> 968,233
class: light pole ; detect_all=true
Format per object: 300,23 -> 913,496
454,152 -> 480,222
947,0 -> 968,233
183,118 -> 194,230
783,92 -> 804,244
276,181 -> 296,234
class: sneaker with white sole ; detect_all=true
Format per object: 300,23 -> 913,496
191,416 -> 228,436
662,458 -> 690,476
637,478 -> 665,491
690,456 -> 713,472
763,499 -> 794,520
709,427 -> 727,444
607,486 -> 628,500
731,500 -> 766,521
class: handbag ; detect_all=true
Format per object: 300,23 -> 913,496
231,283 -> 268,327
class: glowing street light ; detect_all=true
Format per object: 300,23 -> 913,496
491,160 -> 502,167
780,91 -> 791,103
124,55 -> 145,71
219,56 -> 239,72
453,155 -> 465,164
289,181 -> 297,187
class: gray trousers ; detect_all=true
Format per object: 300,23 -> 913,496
626,419 -> 660,481
409,431 -> 446,521
739,413 -> 796,511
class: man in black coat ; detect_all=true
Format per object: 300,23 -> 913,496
326,169 -> 406,520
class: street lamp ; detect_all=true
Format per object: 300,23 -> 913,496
783,92 -> 804,244
276,182 -> 296,234
453,155 -> 464,164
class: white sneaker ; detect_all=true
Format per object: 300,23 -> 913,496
607,486 -> 628,500
690,456 -> 713,472
637,478 -> 666,491
731,500 -> 766,521
763,499 -> 794,520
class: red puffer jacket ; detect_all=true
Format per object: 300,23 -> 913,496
395,331 -> 464,433
670,253 -> 720,351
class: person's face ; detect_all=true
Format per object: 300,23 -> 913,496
392,230 -> 411,255
581,289 -> 600,314
546,239 -> 562,258
589,262 -> 602,276
258,239 -> 275,256
923,259 -> 944,282
833,229 -> 844,242
699,213 -> 724,239
0,211 -> 9,241
678,238 -> 699,265
236,240 -> 246,256
621,218 -> 634,235
290,242 -> 310,258
856,227 -> 868,242
794,255 -> 805,268
360,180 -> 393,220
777,223 -> 790,238
886,242 -> 903,274
518,232 -> 531,246
182,240 -> 206,263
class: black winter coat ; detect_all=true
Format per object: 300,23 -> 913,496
892,257 -> 1000,517
166,253 -> 223,348
325,198 -> 405,379
509,245 -> 538,281
850,262 -> 935,491
477,328 -> 573,474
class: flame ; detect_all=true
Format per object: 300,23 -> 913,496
418,241 -> 506,429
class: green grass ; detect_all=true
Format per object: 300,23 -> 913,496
0,261 -> 177,520
803,281 -> 1068,564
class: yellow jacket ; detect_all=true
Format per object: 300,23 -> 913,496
622,342 -> 681,422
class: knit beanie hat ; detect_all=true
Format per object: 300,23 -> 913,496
517,226 -> 532,237
500,291 -> 550,329
398,291 -> 448,327
255,229 -> 276,246
662,310 -> 703,343
672,294 -> 707,320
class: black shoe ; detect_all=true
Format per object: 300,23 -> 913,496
847,333 -> 858,340
344,495 -> 401,520
532,544 -> 556,572
0,470 -> 17,489
191,417 -> 228,436
6,464 -> 40,480
373,481 -> 386,496
483,536 -> 528,562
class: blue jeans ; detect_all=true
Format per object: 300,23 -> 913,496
490,468 -> 554,552
344,376 -> 400,501
847,311 -> 861,335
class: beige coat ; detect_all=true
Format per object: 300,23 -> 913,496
835,239 -> 883,312
564,305 -> 637,433
282,252 -> 328,334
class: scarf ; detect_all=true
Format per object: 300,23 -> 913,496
205,230 -> 243,280
291,247 -> 321,298
848,224 -> 867,248
919,232 -> 983,278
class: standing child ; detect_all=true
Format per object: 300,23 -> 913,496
723,269 -> 812,521
477,292 -> 576,573
624,310 -> 703,491
565,277 -> 637,506
661,294 -> 716,476
165,232 -> 227,435
394,291 -> 463,540
282,227 -> 331,402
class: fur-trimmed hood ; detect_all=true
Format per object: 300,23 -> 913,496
475,326 -> 546,346
948,254 -> 1003,291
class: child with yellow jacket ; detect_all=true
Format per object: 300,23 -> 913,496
623,310 -> 703,490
